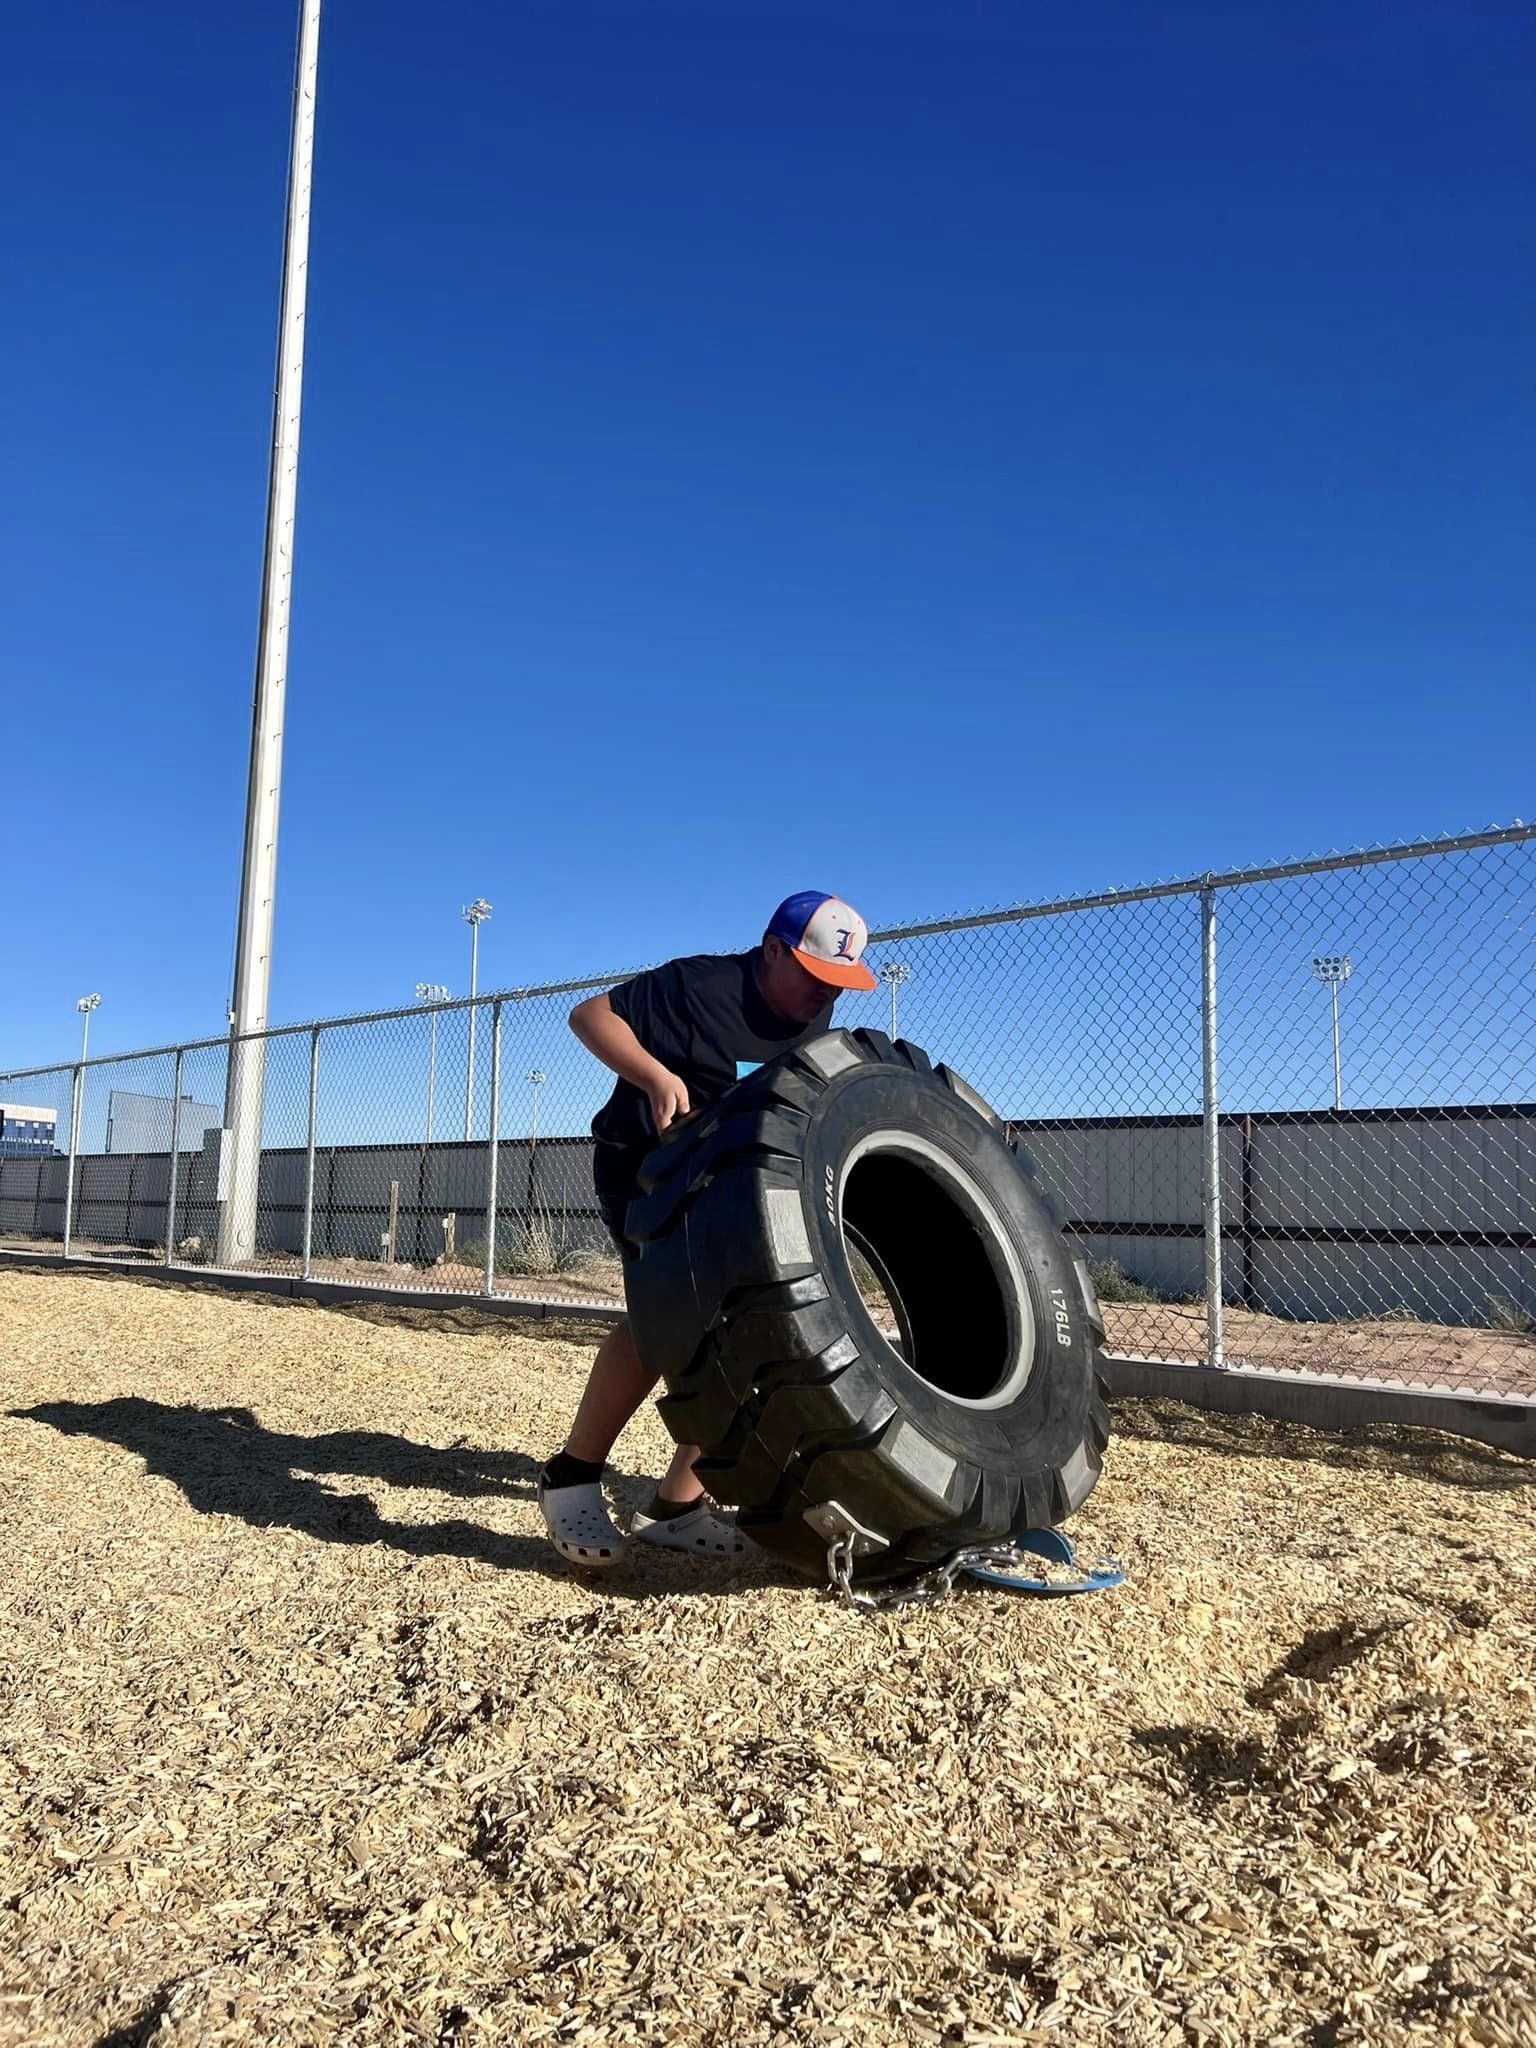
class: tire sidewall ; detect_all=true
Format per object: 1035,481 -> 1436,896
800,1064 -> 1096,1473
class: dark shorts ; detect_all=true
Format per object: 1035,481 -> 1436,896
592,1143 -> 645,1262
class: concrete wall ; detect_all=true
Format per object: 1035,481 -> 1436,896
1015,1105 -> 1535,1324
0,1136 -> 613,1268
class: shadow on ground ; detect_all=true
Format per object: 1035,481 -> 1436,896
12,1397 -> 784,1598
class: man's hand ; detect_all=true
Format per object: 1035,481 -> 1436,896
646,1070 -> 692,1135
569,994 -> 693,1135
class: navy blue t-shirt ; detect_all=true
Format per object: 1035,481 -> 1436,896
590,951 -> 829,1154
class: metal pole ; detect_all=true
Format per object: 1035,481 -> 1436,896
69,1056 -> 84,1159
1199,885 -> 1225,1369
525,1072 -> 547,1228
528,1075 -> 541,1231
80,1008 -> 92,1066
880,963 -> 910,1040
219,0 -> 323,1266
302,1026 -> 320,1278
484,1001 -> 503,1296
426,1011 -> 438,1147
165,1049 -> 184,1267
464,923 -> 480,1141
1331,980 -> 1343,1112
63,1065 -> 82,1257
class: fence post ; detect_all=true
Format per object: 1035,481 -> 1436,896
1199,883 -> 1226,1368
62,1064 -> 82,1257
165,1050 -> 184,1267
302,1027 -> 321,1280
484,1000 -> 503,1297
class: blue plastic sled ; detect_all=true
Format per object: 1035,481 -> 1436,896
963,1526 -> 1126,1596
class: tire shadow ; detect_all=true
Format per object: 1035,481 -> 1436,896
11,1397 -> 793,1599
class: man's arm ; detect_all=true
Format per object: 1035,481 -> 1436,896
570,993 -> 691,1134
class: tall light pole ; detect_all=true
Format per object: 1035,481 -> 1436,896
219,0 -> 323,1265
462,899 -> 493,1139
415,983 -> 451,1146
73,995 -> 101,1158
1312,955 -> 1353,1111
880,962 -> 912,1039
527,1068 -> 547,1222
76,993 -> 102,1065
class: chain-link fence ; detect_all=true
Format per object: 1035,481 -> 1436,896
3,826 -> 1532,1397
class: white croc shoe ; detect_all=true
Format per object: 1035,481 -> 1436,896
631,1502 -> 750,1557
538,1479 -> 626,1568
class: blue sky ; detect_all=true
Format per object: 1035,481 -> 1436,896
4,0 -> 1533,1073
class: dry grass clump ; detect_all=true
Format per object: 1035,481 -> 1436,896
1,1265 -> 1533,2048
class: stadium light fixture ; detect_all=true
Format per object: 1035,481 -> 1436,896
1311,955 -> 1353,1111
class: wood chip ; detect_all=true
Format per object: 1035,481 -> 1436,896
1,1265 -> 1533,2047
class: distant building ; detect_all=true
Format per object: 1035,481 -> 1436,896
0,1103 -> 58,1157
105,1091 -> 222,1155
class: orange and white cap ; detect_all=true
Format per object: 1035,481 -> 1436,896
768,891 -> 879,993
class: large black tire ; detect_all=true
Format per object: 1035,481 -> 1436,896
623,1029 -> 1110,1587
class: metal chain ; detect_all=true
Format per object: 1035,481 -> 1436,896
825,1533 -> 1041,1614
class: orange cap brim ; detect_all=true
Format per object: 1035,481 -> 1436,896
793,947 -> 879,993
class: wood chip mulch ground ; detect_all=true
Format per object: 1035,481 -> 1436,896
2,1265 -> 1533,2048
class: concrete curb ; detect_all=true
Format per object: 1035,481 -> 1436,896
1104,1352 -> 1536,1458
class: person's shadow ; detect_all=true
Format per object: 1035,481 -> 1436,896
12,1398 -> 779,1597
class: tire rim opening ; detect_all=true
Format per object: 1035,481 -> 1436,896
839,1137 -> 1025,1406
844,1224 -> 909,1351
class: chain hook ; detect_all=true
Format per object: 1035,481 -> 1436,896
825,1534 -> 1043,1614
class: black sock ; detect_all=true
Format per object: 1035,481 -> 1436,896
644,1489 -> 701,1521
543,1451 -> 604,1490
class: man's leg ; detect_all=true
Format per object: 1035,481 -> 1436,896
562,1318 -> 703,1504
539,1317 -> 719,1565
657,1440 -> 705,1505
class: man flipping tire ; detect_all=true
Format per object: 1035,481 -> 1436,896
537,892 -> 879,1567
